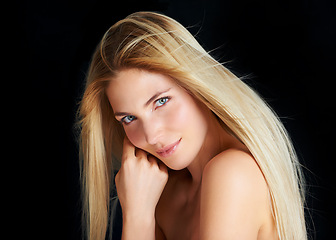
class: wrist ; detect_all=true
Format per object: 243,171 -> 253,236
123,210 -> 155,225
122,211 -> 156,240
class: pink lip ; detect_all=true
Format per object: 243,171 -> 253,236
156,138 -> 181,158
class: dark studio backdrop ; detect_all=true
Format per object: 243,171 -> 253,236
18,0 -> 335,239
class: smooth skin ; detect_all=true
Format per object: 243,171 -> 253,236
106,68 -> 277,240
115,137 -> 168,240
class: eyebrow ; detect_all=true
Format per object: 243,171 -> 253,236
114,88 -> 171,117
144,88 -> 171,107
114,111 -> 132,117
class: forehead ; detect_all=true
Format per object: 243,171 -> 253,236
106,69 -> 176,110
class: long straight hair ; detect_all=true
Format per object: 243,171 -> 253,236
77,11 -> 307,240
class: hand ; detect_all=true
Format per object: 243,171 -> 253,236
115,137 -> 169,219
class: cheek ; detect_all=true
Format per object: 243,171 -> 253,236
166,105 -> 188,128
124,126 -> 144,148
167,98 -> 207,133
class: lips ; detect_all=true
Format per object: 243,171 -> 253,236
156,138 -> 181,158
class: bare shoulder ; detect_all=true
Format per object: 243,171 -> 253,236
203,148 -> 264,185
202,148 -> 269,204
200,149 -> 272,239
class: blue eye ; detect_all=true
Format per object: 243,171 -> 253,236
155,97 -> 170,109
121,115 -> 136,124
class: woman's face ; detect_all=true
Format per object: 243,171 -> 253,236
106,68 -> 211,170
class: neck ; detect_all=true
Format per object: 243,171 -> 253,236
186,114 -> 236,187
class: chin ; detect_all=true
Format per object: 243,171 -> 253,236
162,157 -> 193,171
167,164 -> 185,171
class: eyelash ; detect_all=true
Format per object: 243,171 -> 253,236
121,115 -> 136,125
154,96 -> 171,109
120,96 -> 171,125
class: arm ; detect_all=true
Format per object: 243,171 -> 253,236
122,213 -> 156,240
116,138 -> 168,240
200,149 -> 270,240
122,215 -> 166,240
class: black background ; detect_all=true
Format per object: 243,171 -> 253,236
17,0 -> 335,239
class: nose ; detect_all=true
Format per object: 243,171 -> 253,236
142,118 -> 161,146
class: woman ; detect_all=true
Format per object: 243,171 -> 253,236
78,11 -> 307,240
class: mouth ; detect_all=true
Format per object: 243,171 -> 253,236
156,138 -> 181,158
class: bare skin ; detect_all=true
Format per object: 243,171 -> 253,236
155,150 -> 278,240
107,68 -> 278,240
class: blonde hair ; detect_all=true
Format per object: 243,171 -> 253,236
77,11 -> 306,240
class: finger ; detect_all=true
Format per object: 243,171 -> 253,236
135,147 -> 147,159
157,160 -> 168,174
122,137 -> 136,161
147,154 -> 157,165
147,155 -> 167,172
